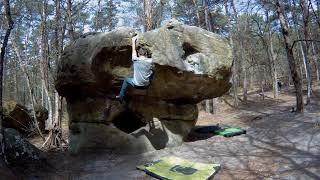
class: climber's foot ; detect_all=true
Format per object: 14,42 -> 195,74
116,95 -> 125,104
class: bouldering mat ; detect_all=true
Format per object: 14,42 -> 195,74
194,126 -> 246,137
137,156 -> 220,180
214,127 -> 246,137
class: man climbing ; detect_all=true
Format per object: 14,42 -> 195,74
116,36 -> 154,101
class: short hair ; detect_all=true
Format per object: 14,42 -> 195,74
137,47 -> 152,58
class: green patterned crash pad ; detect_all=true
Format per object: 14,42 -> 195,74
214,127 -> 246,137
137,156 -> 220,180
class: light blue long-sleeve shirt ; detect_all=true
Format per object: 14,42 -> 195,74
132,56 -> 153,86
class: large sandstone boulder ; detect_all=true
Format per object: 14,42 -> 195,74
3,101 -> 33,133
3,101 -> 48,133
56,20 -> 232,154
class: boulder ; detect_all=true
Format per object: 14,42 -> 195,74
56,20 -> 232,154
3,101 -> 48,133
34,105 -> 48,132
3,128 -> 46,166
0,163 -> 17,180
3,101 -> 33,133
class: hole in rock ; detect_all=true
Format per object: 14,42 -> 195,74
182,42 -> 199,59
112,109 -> 146,133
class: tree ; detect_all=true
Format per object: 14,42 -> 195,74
92,0 -> 118,31
0,0 -> 14,165
275,1 -> 304,112
67,0 -> 75,42
299,0 -> 312,104
224,0 -> 238,107
203,0 -> 212,31
252,7 -> 279,98
231,0 -> 248,103
144,0 -> 153,31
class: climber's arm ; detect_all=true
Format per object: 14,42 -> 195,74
132,36 -> 138,60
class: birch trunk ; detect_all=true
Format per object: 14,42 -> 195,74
300,0 -> 312,104
240,41 -> 247,103
12,41 -> 44,139
300,41 -> 312,104
40,0 -> 53,129
14,59 -> 19,102
270,35 -> 279,98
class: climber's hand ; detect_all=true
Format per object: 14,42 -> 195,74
129,31 -> 138,37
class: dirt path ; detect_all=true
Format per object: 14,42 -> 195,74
26,88 -> 320,180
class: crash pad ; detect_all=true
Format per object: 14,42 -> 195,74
137,156 -> 220,180
214,127 -> 246,137
194,126 -> 246,137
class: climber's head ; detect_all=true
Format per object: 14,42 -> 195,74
137,46 -> 152,58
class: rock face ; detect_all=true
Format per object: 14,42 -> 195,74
3,128 -> 46,166
3,101 -> 32,133
56,20 -> 232,154
3,101 -> 48,133
34,105 -> 48,132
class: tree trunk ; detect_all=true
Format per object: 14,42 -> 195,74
260,67 -> 265,100
96,0 -> 101,31
155,0 -> 165,28
241,41 -> 248,103
67,0 -> 75,42
54,0 -> 62,127
42,0 -> 65,148
265,9 -> 279,98
300,41 -> 312,104
300,0 -> 312,104
12,40 -> 44,139
311,42 -> 319,82
192,0 -> 201,27
224,0 -> 238,107
0,0 -> 14,165
231,0 -> 247,103
14,59 -> 19,102
276,1 -> 304,112
144,0 -> 153,31
270,35 -> 279,98
212,98 -> 218,114
40,0 -> 53,129
203,0 -> 212,31
107,0 -> 114,31
205,99 -> 211,113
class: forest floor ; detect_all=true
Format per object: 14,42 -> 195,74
23,86 -> 320,180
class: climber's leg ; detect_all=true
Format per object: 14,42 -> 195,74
118,77 -> 135,98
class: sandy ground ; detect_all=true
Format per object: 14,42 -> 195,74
22,86 -> 320,180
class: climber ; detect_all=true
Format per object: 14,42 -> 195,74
116,36 -> 154,101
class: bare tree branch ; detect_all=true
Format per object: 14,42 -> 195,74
291,39 -> 320,49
